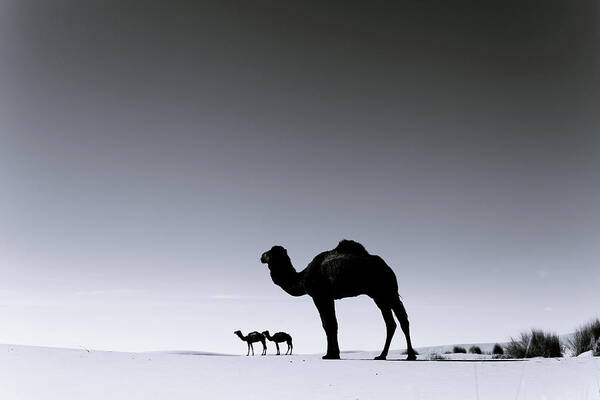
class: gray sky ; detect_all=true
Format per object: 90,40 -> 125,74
1,0 -> 599,353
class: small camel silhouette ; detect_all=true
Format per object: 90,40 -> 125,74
234,330 -> 267,356
261,239 -> 417,360
262,330 -> 293,355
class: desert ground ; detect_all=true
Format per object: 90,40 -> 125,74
0,343 -> 598,400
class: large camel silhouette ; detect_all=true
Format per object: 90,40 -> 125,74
260,240 -> 416,360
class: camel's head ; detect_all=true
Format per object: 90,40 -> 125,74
261,330 -> 269,336
260,245 -> 289,268
261,245 -> 305,296
233,330 -> 241,336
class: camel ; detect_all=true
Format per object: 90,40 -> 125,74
234,330 -> 267,356
262,330 -> 293,355
260,239 -> 417,361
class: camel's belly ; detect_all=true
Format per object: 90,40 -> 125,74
332,289 -> 366,300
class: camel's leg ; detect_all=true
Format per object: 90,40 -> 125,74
250,342 -> 254,356
246,343 -> 250,356
262,339 -> 266,356
275,342 -> 280,355
392,297 -> 417,360
374,300 -> 396,360
313,297 -> 340,359
289,340 -> 293,355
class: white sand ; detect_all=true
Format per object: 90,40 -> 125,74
0,344 -> 598,399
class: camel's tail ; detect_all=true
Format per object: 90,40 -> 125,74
391,297 -> 409,325
391,296 -> 416,355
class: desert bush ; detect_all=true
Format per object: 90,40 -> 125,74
429,352 -> 446,360
452,346 -> 467,354
468,346 -> 482,354
506,335 -> 527,358
568,318 -> 600,356
506,329 -> 562,358
492,344 -> 504,355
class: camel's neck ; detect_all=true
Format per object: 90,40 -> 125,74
264,332 -> 272,340
269,260 -> 306,297
235,332 -> 246,341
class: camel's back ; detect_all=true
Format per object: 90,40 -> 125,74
304,241 -> 399,299
247,331 -> 263,341
273,332 -> 291,342
333,240 -> 369,256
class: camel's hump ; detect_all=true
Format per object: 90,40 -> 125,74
334,240 -> 369,256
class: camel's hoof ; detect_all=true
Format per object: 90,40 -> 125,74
374,355 -> 387,360
406,353 -> 417,361
322,354 -> 340,360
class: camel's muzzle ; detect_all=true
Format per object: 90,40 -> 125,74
260,252 -> 269,264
